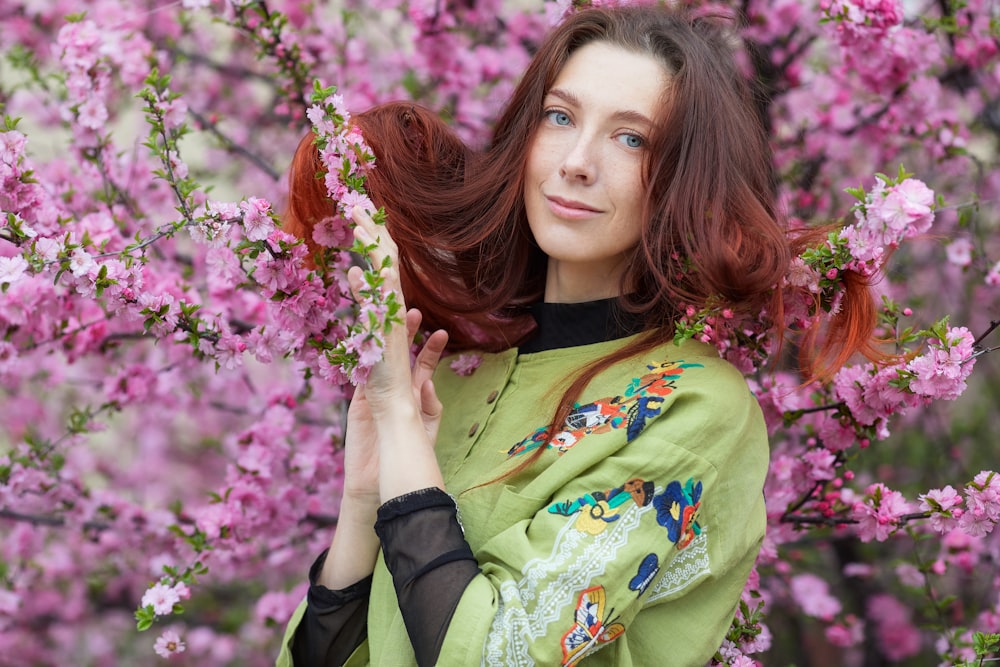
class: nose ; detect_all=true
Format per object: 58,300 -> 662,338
558,134 -> 597,184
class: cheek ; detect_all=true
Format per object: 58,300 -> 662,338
612,167 -> 647,235
525,139 -> 556,185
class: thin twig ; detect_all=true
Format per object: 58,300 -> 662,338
973,320 -> 1000,348
188,109 -> 281,181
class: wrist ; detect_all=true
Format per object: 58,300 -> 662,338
338,491 -> 380,523
320,495 -> 380,590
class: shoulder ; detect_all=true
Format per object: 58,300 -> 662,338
585,338 -> 767,469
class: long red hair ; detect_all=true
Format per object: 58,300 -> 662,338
284,6 -> 878,475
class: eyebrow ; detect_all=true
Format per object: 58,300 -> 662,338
546,88 -> 655,127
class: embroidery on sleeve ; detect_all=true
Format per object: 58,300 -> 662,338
653,477 -> 703,549
547,478 -> 655,536
484,491 -> 653,666
483,480 -> 711,665
643,532 -> 710,605
628,553 -> 660,595
506,360 -> 703,458
560,585 -> 625,666
643,477 -> 711,605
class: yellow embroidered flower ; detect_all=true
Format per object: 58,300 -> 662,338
574,500 -> 621,535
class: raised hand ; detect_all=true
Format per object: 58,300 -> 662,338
348,206 -> 449,501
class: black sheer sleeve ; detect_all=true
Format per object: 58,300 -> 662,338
374,488 -> 481,667
289,549 -> 372,666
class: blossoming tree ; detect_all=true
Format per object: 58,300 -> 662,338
1,0 -> 998,664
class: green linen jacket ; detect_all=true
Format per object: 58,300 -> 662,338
277,335 -> 769,666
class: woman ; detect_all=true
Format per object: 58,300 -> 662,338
277,6 -> 875,666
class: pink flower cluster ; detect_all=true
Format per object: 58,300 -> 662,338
920,472 -> 1000,538
840,177 -> 935,266
823,0 -> 904,46
851,482 -> 913,542
832,324 -> 976,432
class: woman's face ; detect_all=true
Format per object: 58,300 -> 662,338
524,40 -> 669,303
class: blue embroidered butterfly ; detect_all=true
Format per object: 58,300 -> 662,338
560,585 -> 625,666
628,553 -> 660,594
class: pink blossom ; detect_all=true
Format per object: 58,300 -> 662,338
945,238 -> 973,267
894,563 -> 923,588
450,353 -> 482,376
254,590 -> 302,625
76,97 -> 108,130
958,471 -> 1000,537
166,150 -> 188,180
786,257 -> 821,292
833,363 -> 880,426
158,98 -> 188,130
339,189 -> 375,215
69,247 -> 96,277
839,224 -> 884,265
33,236 -> 63,262
918,485 -> 963,533
851,483 -> 911,542
843,562 -> 874,578
343,331 -> 384,369
802,448 -> 838,481
0,256 -> 29,286
879,178 -> 935,237
104,364 -> 158,406
240,196 -> 274,241
789,573 -> 842,620
827,0 -> 903,44
0,130 -> 27,164
907,327 -> 976,400
153,629 -> 185,658
193,503 -> 234,539
141,582 -> 180,616
816,415 -> 857,451
312,216 -> 353,248
986,260 -> 1000,286
824,614 -> 863,647
306,105 -> 333,132
215,333 -> 247,370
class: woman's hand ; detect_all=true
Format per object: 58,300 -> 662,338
319,213 -> 450,590
348,206 -> 449,501
340,309 -> 448,505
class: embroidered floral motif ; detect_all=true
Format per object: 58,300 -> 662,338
560,585 -> 625,666
628,553 -> 660,595
653,477 -> 703,549
506,360 -> 703,457
548,478 -> 655,535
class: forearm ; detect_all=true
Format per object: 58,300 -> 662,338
317,493 -> 380,590
375,404 -> 445,501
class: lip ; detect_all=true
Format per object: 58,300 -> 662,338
545,195 -> 603,220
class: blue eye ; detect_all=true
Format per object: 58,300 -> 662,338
546,110 -> 571,126
618,133 -> 643,148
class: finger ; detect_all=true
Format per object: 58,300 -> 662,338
351,206 -> 397,263
413,329 -> 449,390
353,223 -> 386,270
405,308 -> 423,340
346,265 -> 365,302
419,378 -> 444,441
